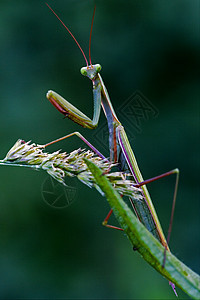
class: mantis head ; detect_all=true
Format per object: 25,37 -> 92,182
80,64 -> 101,80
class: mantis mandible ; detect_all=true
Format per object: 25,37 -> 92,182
44,4 -> 179,296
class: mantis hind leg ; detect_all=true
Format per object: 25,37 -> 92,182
133,169 -> 179,269
102,209 -> 123,231
103,169 -> 180,265
133,168 -> 179,247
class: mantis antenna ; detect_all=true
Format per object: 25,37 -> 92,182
46,3 -> 89,67
89,5 -> 96,66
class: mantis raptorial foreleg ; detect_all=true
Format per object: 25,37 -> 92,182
47,90 -> 101,129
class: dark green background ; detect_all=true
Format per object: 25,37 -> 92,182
0,0 -> 199,299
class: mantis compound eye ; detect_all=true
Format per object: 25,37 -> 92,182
95,64 -> 101,73
80,67 -> 88,76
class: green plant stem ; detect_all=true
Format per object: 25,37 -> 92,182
85,158 -> 200,299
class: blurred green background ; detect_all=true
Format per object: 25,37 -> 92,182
0,0 -> 199,298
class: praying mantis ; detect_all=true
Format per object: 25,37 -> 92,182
44,4 -> 179,296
